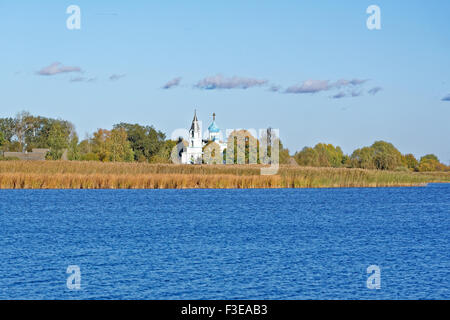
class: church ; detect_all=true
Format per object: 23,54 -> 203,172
179,111 -> 227,164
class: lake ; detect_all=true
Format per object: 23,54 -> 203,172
0,184 -> 449,299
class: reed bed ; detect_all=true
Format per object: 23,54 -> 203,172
0,161 -> 448,189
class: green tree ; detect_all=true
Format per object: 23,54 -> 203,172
46,122 -> 69,160
78,137 -> 99,161
294,147 -> 319,166
314,143 -> 344,167
107,128 -> 134,162
24,116 -> 51,150
0,131 -> 5,148
371,141 -> 403,170
294,143 -> 344,167
0,117 -> 16,143
350,147 -> 376,169
350,141 -> 403,170
150,140 -> 177,163
113,123 -> 166,162
420,154 -> 439,162
68,133 -> 80,160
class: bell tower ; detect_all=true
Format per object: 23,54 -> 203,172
189,110 -> 202,148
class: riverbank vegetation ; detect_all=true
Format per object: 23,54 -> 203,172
0,161 -> 448,189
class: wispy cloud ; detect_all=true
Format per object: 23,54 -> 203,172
330,90 -> 362,99
195,74 -> 268,90
333,78 -> 368,88
331,92 -> 346,99
368,86 -> 383,95
109,74 -> 126,81
285,78 -> 368,94
285,80 -> 331,94
441,94 -> 450,101
268,85 -> 282,92
162,77 -> 182,89
37,62 -> 82,76
70,77 -> 96,83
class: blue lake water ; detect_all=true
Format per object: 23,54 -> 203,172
0,184 -> 449,300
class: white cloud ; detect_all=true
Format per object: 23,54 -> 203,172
195,74 -> 268,90
37,62 -> 82,76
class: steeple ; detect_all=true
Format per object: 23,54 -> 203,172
190,110 -> 200,132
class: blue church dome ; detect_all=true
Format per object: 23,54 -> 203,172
208,113 -> 220,133
208,121 -> 220,133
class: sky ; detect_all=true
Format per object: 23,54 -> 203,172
0,0 -> 449,163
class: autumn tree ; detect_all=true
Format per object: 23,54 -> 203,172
91,128 -> 134,162
418,154 -> 446,172
294,147 -> 317,167
402,154 -> 419,171
278,140 -> 291,165
294,143 -> 344,167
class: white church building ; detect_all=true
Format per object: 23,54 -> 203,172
179,111 -> 227,164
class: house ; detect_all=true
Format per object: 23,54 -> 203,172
3,148 -> 50,161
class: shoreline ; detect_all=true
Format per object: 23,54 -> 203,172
0,183 -> 436,190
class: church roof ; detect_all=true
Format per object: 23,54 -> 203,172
208,112 -> 220,133
208,120 -> 220,133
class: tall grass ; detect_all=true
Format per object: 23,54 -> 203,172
0,161 -> 448,189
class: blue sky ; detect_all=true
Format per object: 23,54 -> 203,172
0,1 -> 449,162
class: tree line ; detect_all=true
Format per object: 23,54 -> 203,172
0,112 -> 173,163
293,141 -> 449,172
0,112 -> 448,172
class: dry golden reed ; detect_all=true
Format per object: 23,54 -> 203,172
0,161 -> 448,189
